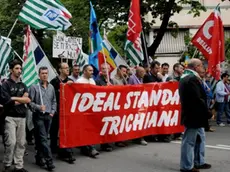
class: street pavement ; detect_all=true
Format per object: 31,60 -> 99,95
0,124 -> 230,172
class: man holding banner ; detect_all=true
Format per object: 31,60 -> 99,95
95,63 -> 113,152
128,66 -> 148,146
143,61 -> 171,143
112,65 -> 129,147
50,63 -> 75,164
76,64 -> 100,157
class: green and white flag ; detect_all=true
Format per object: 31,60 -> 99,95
73,50 -> 89,72
0,36 -> 14,75
22,27 -> 39,88
18,0 -> 72,30
125,0 -> 144,66
2,64 -> 10,77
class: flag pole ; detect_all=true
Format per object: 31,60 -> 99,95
192,48 -> 198,59
7,18 -> 18,38
102,28 -> 110,83
141,32 -> 150,67
13,50 -> 23,62
103,33 -> 130,84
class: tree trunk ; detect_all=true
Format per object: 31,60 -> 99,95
147,0 -> 175,57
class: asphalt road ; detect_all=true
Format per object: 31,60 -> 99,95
0,124 -> 230,172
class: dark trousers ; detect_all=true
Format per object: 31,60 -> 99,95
0,110 -> 6,148
50,113 -> 73,157
26,125 -> 34,143
33,113 -> 53,163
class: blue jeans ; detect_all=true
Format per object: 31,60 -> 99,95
216,102 -> 230,124
33,113 -> 53,163
180,128 -> 206,170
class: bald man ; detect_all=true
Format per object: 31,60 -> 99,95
128,66 -> 145,85
128,67 -> 148,145
50,63 -> 76,164
179,59 -> 211,172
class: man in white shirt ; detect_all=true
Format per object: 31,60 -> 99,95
76,65 -> 99,158
69,64 -> 80,82
161,63 -> 169,82
215,73 -> 230,126
76,65 -> 96,85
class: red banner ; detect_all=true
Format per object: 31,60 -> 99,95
60,82 -> 184,148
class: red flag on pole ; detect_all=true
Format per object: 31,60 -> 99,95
191,6 -> 225,80
125,0 -> 144,66
127,0 -> 142,50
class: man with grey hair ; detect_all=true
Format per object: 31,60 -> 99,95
179,59 -> 212,172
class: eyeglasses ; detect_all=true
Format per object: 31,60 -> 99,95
61,67 -> 69,70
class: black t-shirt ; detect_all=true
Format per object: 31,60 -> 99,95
50,76 -> 73,111
1,78 -> 28,118
143,73 -> 162,83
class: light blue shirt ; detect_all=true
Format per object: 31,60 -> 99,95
215,80 -> 229,103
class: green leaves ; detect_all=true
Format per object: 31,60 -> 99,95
0,0 -> 212,62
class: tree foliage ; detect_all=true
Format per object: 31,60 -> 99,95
1,0 -> 229,65
107,25 -> 127,58
93,0 -> 206,57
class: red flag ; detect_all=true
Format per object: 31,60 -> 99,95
127,0 -> 142,51
23,26 -> 31,61
191,6 -> 225,80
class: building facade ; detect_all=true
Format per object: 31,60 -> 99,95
146,0 -> 230,70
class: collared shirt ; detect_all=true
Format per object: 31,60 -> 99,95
95,74 -> 113,86
162,74 -> 169,82
68,75 -> 79,82
29,81 -> 56,114
76,76 -> 96,85
166,72 -> 181,82
112,75 -> 127,85
215,80 -> 229,103
128,74 -> 142,85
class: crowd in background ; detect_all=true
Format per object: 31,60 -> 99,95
0,58 -> 230,172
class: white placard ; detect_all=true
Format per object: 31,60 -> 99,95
53,34 -> 82,59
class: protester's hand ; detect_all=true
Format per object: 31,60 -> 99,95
211,114 -> 215,120
107,82 -> 112,86
15,101 -> 21,105
11,97 -> 17,101
50,114 -> 54,117
67,80 -> 74,85
157,72 -> 163,79
40,105 -> 46,111
211,99 -> 215,105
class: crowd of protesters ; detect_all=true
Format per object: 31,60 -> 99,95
0,58 -> 230,172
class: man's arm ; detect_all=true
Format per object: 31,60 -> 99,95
12,92 -> 31,104
143,75 -> 150,83
188,77 -> 208,112
11,83 -> 31,104
1,82 -> 15,107
216,82 -> 228,96
128,77 -> 134,85
28,85 -> 41,112
50,86 -> 57,116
